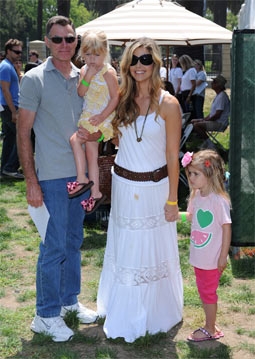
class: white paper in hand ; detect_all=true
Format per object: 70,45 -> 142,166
28,202 -> 50,243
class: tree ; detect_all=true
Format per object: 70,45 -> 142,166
0,0 -> 94,53
174,0 -> 204,62
37,0 -> 43,40
80,0 -> 127,16
57,0 -> 70,17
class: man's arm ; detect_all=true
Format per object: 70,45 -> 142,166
0,80 -> 18,122
17,108 -> 43,207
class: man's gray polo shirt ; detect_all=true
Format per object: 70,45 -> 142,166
19,57 -> 83,181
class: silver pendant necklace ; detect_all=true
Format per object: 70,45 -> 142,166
134,103 -> 150,142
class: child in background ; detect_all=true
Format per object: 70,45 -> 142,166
180,150 -> 231,342
67,29 -> 119,214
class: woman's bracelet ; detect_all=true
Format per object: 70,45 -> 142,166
81,79 -> 90,87
166,200 -> 178,206
97,133 -> 105,143
180,213 -> 187,223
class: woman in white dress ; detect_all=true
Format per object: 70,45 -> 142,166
97,37 -> 183,343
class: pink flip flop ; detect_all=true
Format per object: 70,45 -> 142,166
67,181 -> 94,199
81,195 -> 107,215
187,327 -> 221,342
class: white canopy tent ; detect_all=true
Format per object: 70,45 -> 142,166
76,0 -> 232,46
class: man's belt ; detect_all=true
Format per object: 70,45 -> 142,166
113,163 -> 168,182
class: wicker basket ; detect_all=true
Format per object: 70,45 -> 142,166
98,148 -> 116,204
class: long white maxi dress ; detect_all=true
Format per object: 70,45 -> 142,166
97,91 -> 183,343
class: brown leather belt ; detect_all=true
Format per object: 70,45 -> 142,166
113,163 -> 168,182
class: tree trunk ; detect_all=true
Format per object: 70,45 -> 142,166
212,0 -> 227,73
174,0 -> 205,63
57,0 -> 70,17
37,0 -> 43,40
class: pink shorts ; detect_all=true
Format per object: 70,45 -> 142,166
194,267 -> 222,304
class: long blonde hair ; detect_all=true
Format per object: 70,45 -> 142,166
112,37 -> 163,136
185,149 -> 230,203
179,54 -> 195,71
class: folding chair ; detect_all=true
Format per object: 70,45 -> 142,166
205,123 -> 229,150
181,112 -> 191,129
180,123 -> 193,152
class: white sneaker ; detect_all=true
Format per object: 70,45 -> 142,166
30,315 -> 74,342
60,302 -> 98,324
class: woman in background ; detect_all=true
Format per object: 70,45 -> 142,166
179,54 -> 197,118
193,59 -> 207,118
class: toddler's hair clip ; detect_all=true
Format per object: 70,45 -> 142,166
204,160 -> 211,167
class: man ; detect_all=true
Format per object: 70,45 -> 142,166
0,38 -> 24,178
17,16 -> 98,343
192,75 -> 230,141
28,49 -> 43,64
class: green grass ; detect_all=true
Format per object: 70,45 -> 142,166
0,177 -> 254,359
1,91 -> 255,358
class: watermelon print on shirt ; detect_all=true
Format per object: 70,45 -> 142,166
187,192 -> 231,270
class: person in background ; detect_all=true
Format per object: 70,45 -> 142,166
28,49 -> 43,65
180,150 -> 231,342
14,59 -> 23,82
0,50 -> 5,138
0,38 -> 24,179
164,80 -> 175,96
68,29 -> 119,214
0,50 -> 6,62
160,60 -> 167,81
193,59 -> 207,118
192,75 -> 230,144
179,54 -> 197,117
17,15 -> 98,343
97,37 -> 183,343
169,54 -> 183,104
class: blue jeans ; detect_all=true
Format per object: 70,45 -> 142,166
0,106 -> 20,173
36,177 -> 89,318
194,95 -> 205,119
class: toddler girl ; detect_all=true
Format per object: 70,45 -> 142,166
67,29 -> 119,214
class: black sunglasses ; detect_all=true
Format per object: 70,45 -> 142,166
11,49 -> 22,55
130,54 -> 153,66
48,36 -> 76,44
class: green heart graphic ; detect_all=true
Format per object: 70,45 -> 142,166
197,209 -> 213,228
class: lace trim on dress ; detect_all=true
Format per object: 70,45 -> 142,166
112,214 -> 166,230
113,260 -> 169,286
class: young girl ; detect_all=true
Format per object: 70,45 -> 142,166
180,150 -> 231,342
67,29 -> 119,214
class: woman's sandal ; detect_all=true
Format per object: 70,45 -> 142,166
67,180 -> 94,199
81,195 -> 107,215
